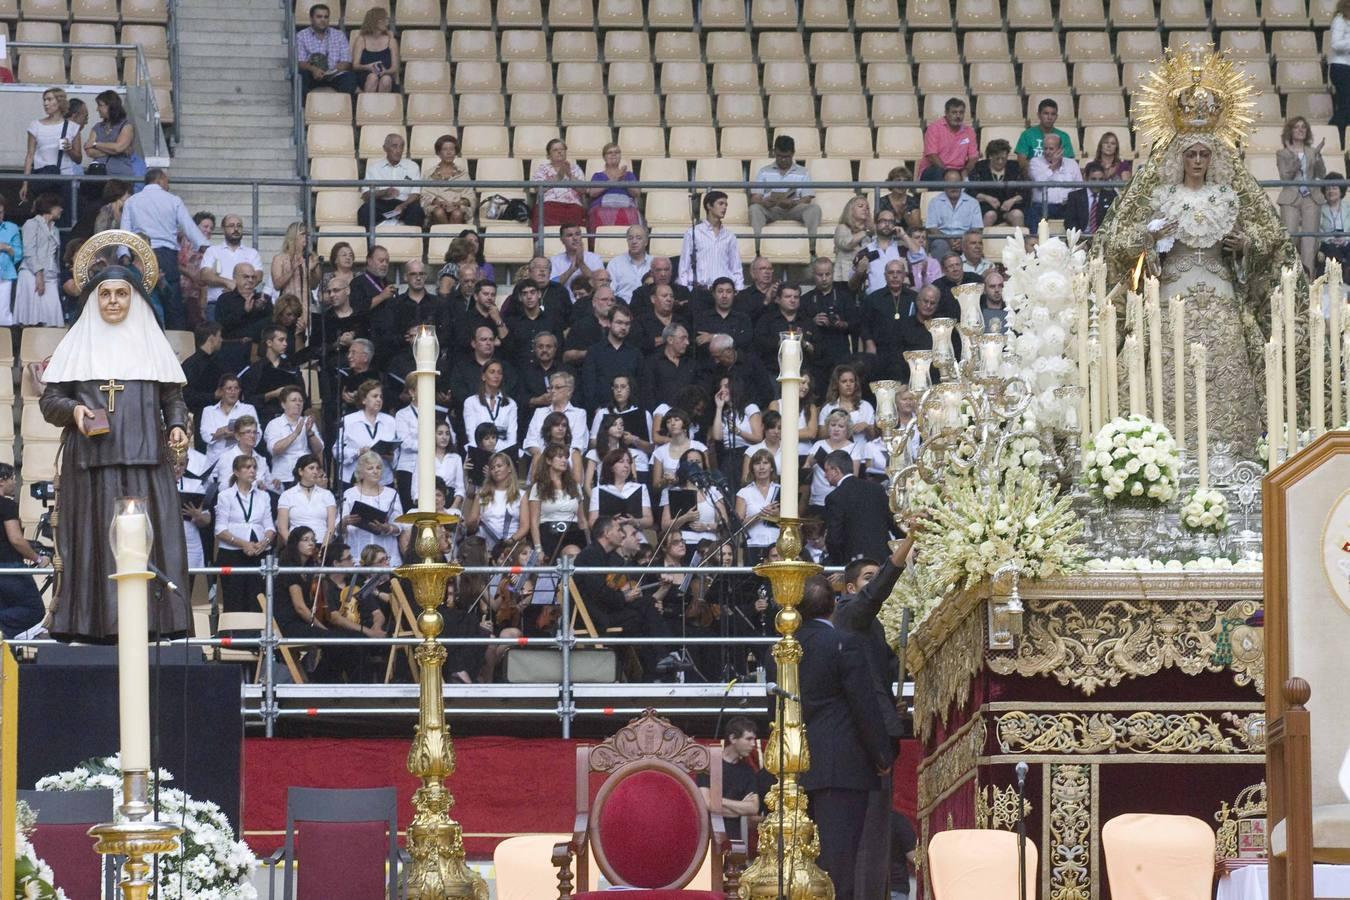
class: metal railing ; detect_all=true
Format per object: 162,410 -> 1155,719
167,0 -> 182,138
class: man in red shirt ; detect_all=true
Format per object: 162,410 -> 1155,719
918,98 -> 979,182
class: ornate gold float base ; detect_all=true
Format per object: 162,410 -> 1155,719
738,522 -> 834,900
88,770 -> 182,900
395,512 -> 488,900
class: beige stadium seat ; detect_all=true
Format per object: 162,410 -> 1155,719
1159,0 -> 1209,25
855,0 -> 900,26
824,126 -> 874,159
606,62 -> 653,94
506,61 -> 553,94
876,127 -> 925,159
969,62 -> 1017,95
1007,0 -> 1054,25
1278,60 -> 1324,92
713,94 -> 763,126
483,223 -> 537,266
872,93 -> 921,125
706,32 -> 752,63
374,225 -> 423,264
655,32 -> 700,62
809,32 -> 856,61
644,191 -> 693,226
1022,61 -> 1070,93
1313,0 -> 1337,22
455,60 -> 501,93
359,125 -> 405,158
456,93 -> 505,125
343,0 -> 384,25
460,125 -> 510,158
395,0 -> 439,26
1014,31 -> 1061,62
153,87 -> 173,124
315,190 -> 361,226
591,225 -> 631,258
1287,92 -> 1335,125
15,19 -> 59,41
403,60 -> 451,93
1121,61 -> 1153,93
597,0 -> 644,26
406,92 -> 454,126
808,157 -> 853,182
720,127 -> 769,160
121,0 -> 167,22
917,62 -> 965,94
552,32 -> 597,62
1033,92 -> 1077,126
549,0 -> 594,28
1116,31 -> 1163,62
1064,31 -> 1110,63
1237,59 -> 1275,89
399,29 -> 445,62
979,125 -> 1024,149
1110,0 -> 1157,25
474,157 -> 527,199
310,156 -> 360,184
660,61 -> 707,94
499,30 -> 546,62
912,31 -> 958,63
121,25 -> 168,57
20,0 -> 67,21
72,0 -> 118,21
1263,0 -> 1309,25
640,157 -> 690,185
767,94 -> 815,126
1273,31 -> 1320,59
1214,0 -> 1261,25
964,32 -> 1011,61
443,0 -> 490,25
604,30 -> 649,61
449,29 -> 495,61
759,222 -> 810,264
18,327 -> 65,374
1247,125 -> 1285,152
512,125 -> 558,158
554,63 -> 604,94
70,22 -> 114,48
1250,98 -> 1285,126
693,157 -> 744,184
1217,30 -> 1265,60
1059,0 -> 1106,26
616,125 -> 666,158
908,0 -> 953,27
665,93 -> 712,125
751,0 -> 796,27
355,92 -> 403,126
1080,93 -> 1129,124
859,32 -> 905,64
565,125 -> 611,157
125,55 -> 169,88
409,125 -> 450,157
713,62 -> 760,95
803,0 -> 849,27
426,224 -> 460,263
866,63 -> 913,93
820,94 -> 869,126
305,91 -> 352,125
1168,30 -> 1214,50
612,94 -> 660,125
758,32 -> 804,61
973,93 -> 1025,125
560,93 -> 606,125
21,444 -> 58,481
701,0 -> 746,26
668,125 -> 719,158
307,124 -> 356,158
497,0 -> 542,26
1075,62 -> 1122,94
958,0 -> 1002,26
647,0 -> 693,26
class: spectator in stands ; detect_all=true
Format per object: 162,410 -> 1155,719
695,278 -> 755,355
436,238 -> 477,298
422,135 -> 473,227
562,284 -> 613,365
267,393 -> 326,494
834,196 -> 874,282
178,211 -> 214,327
807,410 -> 861,515
606,224 -> 652,303
901,224 -> 942,291
581,304 -> 642,410
361,134 -> 424,229
703,334 -> 774,411
679,191 -> 745,294
876,165 -> 922,231
239,323 -> 302,422
754,283 -> 815,375
530,443 -> 588,555
1016,98 -> 1076,168
710,375 -> 764,489
198,213 -> 265,323
328,240 -> 356,283
211,415 -> 279,492
390,258 -> 446,340
531,139 -> 587,228
524,371 -> 589,457
14,193 -> 62,327
459,229 -> 494,282
960,230 -> 991,277
504,282 -> 562,366
1091,131 -> 1132,183
587,142 -> 642,231
215,262 -> 272,373
551,223 -> 603,303
919,98 -> 979,182
350,245 -> 397,320
338,338 -> 379,411
849,208 -> 903,296
650,404 -> 706,488
1332,1 -> 1350,142
463,359 -> 519,457
661,448 -> 727,545
588,445 -> 653,529
449,324 -> 518,413
821,364 -> 876,444
20,88 -> 81,213
93,180 -> 132,235
271,222 -> 318,316
1320,174 -> 1350,270
0,462 -> 48,640
182,322 -> 223,422
1027,134 -> 1082,234
803,257 -> 857,389
350,7 -> 399,93
632,255 -> 691,316
640,323 -> 696,410
1064,163 -> 1116,237
213,455 -> 276,611
339,380 -> 399,486
862,259 -> 915,380
749,135 -> 822,250
981,270 -> 1008,333
933,253 -> 981,309
121,169 -> 208,330
296,3 -> 357,96
736,256 -> 783,321
518,332 -> 570,436
339,449 -> 405,565
319,275 -> 369,379
573,517 -> 669,678
970,138 -> 1028,228
84,90 -> 135,182
924,169 -> 984,259
1278,116 -> 1328,274
899,285 -> 961,367
0,198 -> 19,329
464,451 -> 530,550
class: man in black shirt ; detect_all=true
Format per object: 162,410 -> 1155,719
862,259 -> 916,380
562,286 -> 615,366
572,518 -> 668,679
238,324 -> 304,423
517,331 -> 572,437
349,244 -> 396,315
448,324 -> 519,411
703,334 -> 775,409
0,464 -> 48,639
214,262 -> 272,375
896,286 -> 961,382
337,338 -> 381,413
639,323 -> 697,411
502,255 -> 572,323
580,304 -> 642,411
629,256 -> 691,318
632,283 -> 690,357
931,252 -> 981,311
696,716 -> 764,842
452,279 -> 509,353
802,256 -> 860,393
182,322 -> 224,426
694,278 -> 754,358
753,283 -> 817,375
734,256 -> 781,321
504,282 -> 563,368
375,259 -> 446,365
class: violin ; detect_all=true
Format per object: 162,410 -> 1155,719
494,541 -> 539,629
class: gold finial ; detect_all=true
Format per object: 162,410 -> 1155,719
1133,44 -> 1257,152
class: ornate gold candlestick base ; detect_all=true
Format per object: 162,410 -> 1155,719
395,511 -> 488,900
88,770 -> 182,900
738,521 -> 834,900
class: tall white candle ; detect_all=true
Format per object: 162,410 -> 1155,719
1169,295 -> 1186,451
1331,260 -> 1344,425
1191,343 -> 1209,488
112,506 -> 152,772
1271,290 -> 1283,345
1311,278 -> 1327,436
1266,341 -> 1283,470
1076,295 -> 1090,395
1093,257 -> 1107,309
777,332 -> 802,521
1344,333 -> 1350,436
1147,295 -> 1164,425
1125,334 -> 1143,415
1088,337 -> 1103,433
1103,302 -> 1119,420
1038,217 -> 1050,246
1284,269 -> 1298,458
413,326 -> 439,513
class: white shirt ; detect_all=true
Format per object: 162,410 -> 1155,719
737,481 -> 781,547
807,440 -> 863,506
588,407 -> 652,472
550,250 -> 605,303
820,400 -> 877,446
523,404 -> 589,454
365,157 -> 422,202
753,162 -> 814,203
264,414 -> 324,484
660,485 -> 723,544
606,252 -> 653,302
200,243 -> 265,307
214,484 -> 275,548
529,482 -> 582,524
177,470 -> 208,568
463,393 -> 519,449
1333,14 -> 1350,66
212,447 -> 277,493
477,488 -> 524,547
199,401 -> 259,469
1029,155 -> 1083,206
588,480 -> 650,517
860,238 -> 904,294
338,410 -> 399,484
394,405 -> 420,475
341,485 -> 405,565
678,221 -> 744,291
716,403 -> 762,450
744,440 -> 784,475
412,452 -> 467,507
650,439 -> 709,479
861,437 -> 890,477
277,484 -> 337,543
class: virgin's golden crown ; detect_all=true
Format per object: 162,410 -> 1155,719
1134,45 -> 1257,151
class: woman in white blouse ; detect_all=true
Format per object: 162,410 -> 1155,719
529,443 -> 587,556
427,419 -> 467,511
464,451 -> 530,554
735,449 -> 781,564
213,456 -> 276,612
660,447 -> 727,545
339,450 -> 405,566
709,374 -> 763,490
173,452 -> 210,570
338,379 -> 398,486
807,409 -> 862,514
819,364 -> 876,444
741,410 -> 785,484
650,406 -> 709,489
588,448 -> 653,530
276,454 -> 338,543
200,374 -> 259,469
265,386 -> 324,490
588,374 -> 653,473
463,360 -> 519,454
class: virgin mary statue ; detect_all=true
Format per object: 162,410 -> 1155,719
1098,46 -> 1304,460
39,230 -> 191,643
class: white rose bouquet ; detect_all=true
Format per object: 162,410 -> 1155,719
1084,415 -> 1179,505
15,801 -> 68,900
1180,488 -> 1229,533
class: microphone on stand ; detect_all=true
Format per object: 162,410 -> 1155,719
1015,761 -> 1029,900
766,682 -> 800,703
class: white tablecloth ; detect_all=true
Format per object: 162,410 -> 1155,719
1218,863 -> 1350,900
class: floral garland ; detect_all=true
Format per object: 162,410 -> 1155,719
1085,556 -> 1261,572
15,801 -> 68,900
1154,182 -> 1239,252
36,755 -> 258,900
1084,415 -> 1180,504
1180,488 -> 1229,533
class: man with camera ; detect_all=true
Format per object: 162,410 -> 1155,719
0,464 -> 50,640
848,209 -> 904,296
803,256 -> 859,393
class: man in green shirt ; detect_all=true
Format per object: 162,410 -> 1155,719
1015,98 -> 1076,169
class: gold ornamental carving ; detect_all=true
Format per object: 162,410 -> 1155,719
1047,764 -> 1094,900
987,597 -> 1264,696
1214,781 -> 1268,860
914,608 -> 984,743
976,783 -> 1034,832
918,717 -> 987,813
996,710 -> 1265,755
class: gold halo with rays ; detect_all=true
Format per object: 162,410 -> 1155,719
1133,44 -> 1257,152
73,229 -> 160,292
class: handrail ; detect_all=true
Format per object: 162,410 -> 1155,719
282,0 -> 306,181
167,0 -> 181,139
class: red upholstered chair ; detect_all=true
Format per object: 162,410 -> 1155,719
269,786 -> 402,900
552,709 -> 746,898
17,788 -> 115,900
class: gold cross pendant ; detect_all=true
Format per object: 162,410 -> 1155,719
98,378 -> 124,414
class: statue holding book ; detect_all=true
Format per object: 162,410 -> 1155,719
39,230 -> 191,643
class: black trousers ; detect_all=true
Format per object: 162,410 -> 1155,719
1333,64 -> 1350,133
358,196 -> 426,229
807,787 -> 870,900
216,547 -> 264,613
856,771 -> 895,898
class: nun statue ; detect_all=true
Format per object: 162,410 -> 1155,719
39,230 -> 191,642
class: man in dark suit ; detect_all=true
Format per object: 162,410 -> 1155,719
1063,162 -> 1116,237
572,517 -> 668,678
822,449 -> 896,564
797,574 -> 893,900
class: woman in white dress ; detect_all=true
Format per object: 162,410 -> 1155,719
650,406 -> 709,489
587,448 -> 653,530
199,374 -> 259,470
807,409 -> 862,514
462,360 -> 519,455
276,453 -> 338,543
529,443 -> 587,556
264,386 -> 325,490
588,374 -> 653,476
735,448 -> 781,564
819,363 -> 876,444
338,379 -> 398,486
428,419 -> 467,511
660,447 -> 727,546
339,450 -> 405,565
14,193 -> 63,326
464,451 -> 530,554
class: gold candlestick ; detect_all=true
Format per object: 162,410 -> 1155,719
89,770 -> 182,900
738,520 -> 834,900
396,510 -> 487,899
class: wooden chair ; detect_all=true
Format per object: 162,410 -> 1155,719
568,577 -> 640,680
552,709 -> 745,898
255,593 -> 307,684
383,579 -> 420,683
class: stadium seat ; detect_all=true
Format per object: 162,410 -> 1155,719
859,31 -> 905,64
705,31 -> 752,63
15,19 -> 59,42
917,62 -> 966,94
1159,0 -> 1209,25
693,157 -> 744,185
449,30 -> 494,61
591,225 -> 630,258
1064,31 -> 1111,63
510,93 -> 556,126
1029,92 -> 1077,125
305,91 -> 352,125
425,224 -> 459,263
72,0 -> 118,21
560,93 -> 607,126
565,125 -> 611,158
1007,0 -> 1054,26
1214,0 -> 1262,25
1247,126 -> 1285,153
654,31 -> 700,62
616,125 -> 666,158
1059,0 -> 1106,27
758,32 -> 804,61
809,158 -> 853,182
1216,30 -> 1264,60
1248,93 -> 1284,125
359,126 -> 405,159
824,126 -> 875,159
1237,60 -> 1275,89
473,157 -> 527,199
803,0 -> 849,27
121,0 -> 167,22
311,156 -> 359,184
720,127 -> 769,160
552,62 -> 601,94
1121,61 -> 1153,93
668,126 -> 719,159
1278,61 -> 1324,92
549,0 -> 594,28
342,0 -> 384,25
913,31 -> 958,63
855,0 -> 900,26
444,0 -> 490,26
604,30 -> 649,61
979,125 -> 1024,149
639,157 -> 691,186
403,60 -> 451,93
551,33 -> 598,63
859,156 -> 904,184
763,61 -> 811,94
395,0 -> 439,26
307,124 -> 356,158
907,0 -> 953,27
317,228 -> 366,261
751,0 -> 797,27
1022,61 -> 1071,93
809,33 -> 856,62
1110,0 -> 1157,25
597,0 -> 645,27
1313,0 -> 1337,22
500,30 -> 546,62
660,61 -> 707,94
1286,92 -> 1335,125
373,225 -> 423,264
120,24 -> 168,57
767,94 -> 815,126
398,30 -> 444,63
957,0 -> 1002,26
315,190 -> 361,226
1116,31 -> 1163,62
606,62 -> 653,94
497,0 -> 542,26
1075,62 -> 1123,94
867,63 -> 914,92
405,92 -> 453,127
974,93 -> 1025,125
713,62 -> 760,94
872,93 -> 921,125
612,94 -> 660,126
1168,31 -> 1214,51
456,93 -> 505,125
1273,31 -> 1319,59
969,62 -> 1018,95
1080,93 -> 1129,124
355,93 -> 403,128
876,127 -> 925,159
1262,0 -> 1309,26
643,190 -> 692,226
964,32 -> 1011,61
759,222 -> 810,264
20,0 -> 67,21
506,61 -> 553,95
512,126 -> 558,159
460,125 -> 510,158
700,0 -> 746,27
646,0 -> 693,26
819,94 -> 869,126
713,94 -> 763,127
455,61 -> 501,93
1014,31 -> 1062,62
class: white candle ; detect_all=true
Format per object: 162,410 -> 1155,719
906,351 -> 933,393
1284,269 -> 1298,458
941,392 -> 963,429
1191,342 -> 1209,488
1147,295 -> 1164,425
1266,341 -> 1283,470
1344,333 -> 1350,435
112,507 -> 152,772
1076,294 -> 1090,395
777,332 -> 802,520
413,326 -> 439,514
1169,295 -> 1186,451
1125,334 -> 1143,415
1271,290 -> 1283,345
1311,279 -> 1326,436
979,339 -> 1003,376
872,380 -> 898,427
1088,337 -> 1103,433
1093,257 -> 1107,309
1038,217 -> 1050,246
1331,259 -> 1343,426
1103,303 -> 1119,420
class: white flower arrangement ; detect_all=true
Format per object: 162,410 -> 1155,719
14,802 -> 68,900
1084,415 -> 1179,504
36,755 -> 258,900
1084,556 -> 1261,573
1180,488 -> 1229,533
1154,182 -> 1239,252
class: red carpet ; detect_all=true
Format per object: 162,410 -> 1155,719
243,736 -> 921,858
